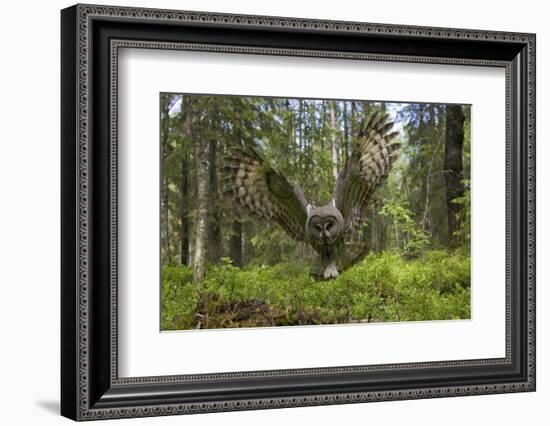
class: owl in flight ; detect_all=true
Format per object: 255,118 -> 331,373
222,111 -> 400,279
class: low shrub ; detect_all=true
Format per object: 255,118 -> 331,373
161,250 -> 471,330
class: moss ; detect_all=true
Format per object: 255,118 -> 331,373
161,250 -> 471,330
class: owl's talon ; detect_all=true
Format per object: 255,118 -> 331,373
323,264 -> 339,279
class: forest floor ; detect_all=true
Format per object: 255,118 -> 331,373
161,250 -> 471,330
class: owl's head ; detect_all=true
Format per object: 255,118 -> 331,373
306,205 -> 344,245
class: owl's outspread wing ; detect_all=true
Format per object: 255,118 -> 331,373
221,112 -> 399,280
334,111 -> 400,237
221,143 -> 309,242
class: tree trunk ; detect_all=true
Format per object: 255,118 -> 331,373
286,99 -> 295,160
192,135 -> 208,283
421,135 -> 443,233
444,105 -> 465,249
370,207 -> 377,251
329,101 -> 339,182
350,101 -> 357,137
229,220 -> 243,267
179,99 -> 192,265
320,101 -> 326,151
161,97 -> 172,264
229,99 -> 244,267
343,101 -> 349,163
298,99 -> 304,152
207,138 -> 222,263
306,101 -> 316,178
362,101 -> 370,114
180,153 -> 190,265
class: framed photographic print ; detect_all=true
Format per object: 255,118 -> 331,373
61,4 -> 536,421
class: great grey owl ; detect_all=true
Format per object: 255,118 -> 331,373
221,111 -> 400,279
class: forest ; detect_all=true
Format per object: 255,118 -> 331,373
160,94 -> 471,330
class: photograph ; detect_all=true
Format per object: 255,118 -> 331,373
58,3 -> 535,420
160,94 -> 472,331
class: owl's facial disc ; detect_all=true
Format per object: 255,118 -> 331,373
307,207 -> 343,244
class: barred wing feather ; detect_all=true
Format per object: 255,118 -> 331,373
221,144 -> 309,242
334,111 -> 400,235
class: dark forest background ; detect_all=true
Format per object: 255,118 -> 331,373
160,95 -> 471,330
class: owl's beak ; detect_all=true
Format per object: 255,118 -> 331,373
323,222 -> 333,238
314,221 -> 336,241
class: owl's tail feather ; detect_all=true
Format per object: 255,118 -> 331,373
338,241 -> 370,272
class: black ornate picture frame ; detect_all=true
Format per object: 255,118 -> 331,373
61,4 -> 536,421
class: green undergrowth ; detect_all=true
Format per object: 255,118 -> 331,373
161,250 -> 470,330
